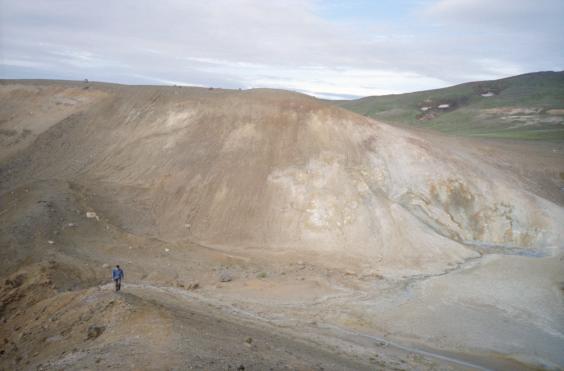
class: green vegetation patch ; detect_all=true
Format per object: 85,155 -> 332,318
336,71 -> 564,141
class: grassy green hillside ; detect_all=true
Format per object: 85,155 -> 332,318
336,71 -> 564,140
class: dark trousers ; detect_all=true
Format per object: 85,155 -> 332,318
114,278 -> 121,291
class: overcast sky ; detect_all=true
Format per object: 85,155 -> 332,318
1,0 -> 563,99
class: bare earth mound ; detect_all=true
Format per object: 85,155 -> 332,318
1,80 -> 563,370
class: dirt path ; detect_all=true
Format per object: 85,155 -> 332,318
124,283 -> 492,370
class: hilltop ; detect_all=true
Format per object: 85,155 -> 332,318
334,71 -> 564,140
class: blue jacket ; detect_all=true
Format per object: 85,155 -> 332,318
112,268 -> 124,280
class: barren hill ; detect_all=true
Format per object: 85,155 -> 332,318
2,80 -> 562,276
1,80 -> 564,369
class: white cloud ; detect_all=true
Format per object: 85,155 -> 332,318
248,66 -> 449,98
1,58 -> 47,69
474,58 -> 526,79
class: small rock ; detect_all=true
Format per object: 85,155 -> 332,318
86,325 -> 105,340
102,263 -> 109,269
86,211 -> 99,221
47,240 -> 54,245
219,271 -> 232,282
256,272 -> 267,279
165,248 -> 170,252
244,337 -> 253,344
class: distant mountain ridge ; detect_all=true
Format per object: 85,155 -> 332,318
334,71 -> 564,140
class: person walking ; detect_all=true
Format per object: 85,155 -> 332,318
112,265 -> 124,291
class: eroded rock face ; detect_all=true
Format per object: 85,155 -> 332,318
1,82 -> 562,278
365,128 -> 562,251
